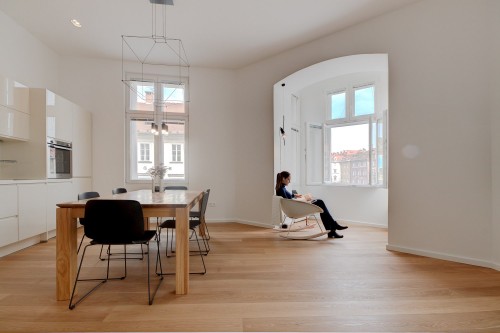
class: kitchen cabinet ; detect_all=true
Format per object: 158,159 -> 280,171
0,105 -> 30,141
0,179 -> 84,255
46,181 -> 73,231
0,185 -> 18,247
72,105 -> 92,177
0,74 -> 29,113
1,89 -> 91,180
45,90 -> 73,142
0,74 -> 29,141
18,183 -> 47,240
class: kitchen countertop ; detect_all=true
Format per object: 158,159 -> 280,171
0,179 -> 74,185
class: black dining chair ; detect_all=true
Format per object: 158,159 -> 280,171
156,189 -> 210,275
190,188 -> 212,243
163,185 -> 188,191
112,187 -> 127,194
110,187 -> 147,260
69,199 -> 163,309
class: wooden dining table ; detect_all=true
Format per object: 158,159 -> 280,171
55,189 -> 204,301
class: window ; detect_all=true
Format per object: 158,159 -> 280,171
330,91 -> 346,120
126,74 -> 188,183
171,144 -> 182,162
317,83 -> 386,187
354,86 -> 375,116
139,143 -> 151,162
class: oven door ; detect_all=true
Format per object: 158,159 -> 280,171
47,143 -> 72,179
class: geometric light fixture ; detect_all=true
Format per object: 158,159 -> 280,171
122,0 -> 189,136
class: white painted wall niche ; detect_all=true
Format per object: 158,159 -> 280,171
273,54 -> 388,227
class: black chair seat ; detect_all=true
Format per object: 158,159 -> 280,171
159,219 -> 201,230
91,230 -> 157,246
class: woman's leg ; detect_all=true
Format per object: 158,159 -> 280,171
312,199 -> 347,237
311,199 -> 335,230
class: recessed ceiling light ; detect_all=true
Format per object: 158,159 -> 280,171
70,19 -> 82,28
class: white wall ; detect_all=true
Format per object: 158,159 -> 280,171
489,0 -> 500,270
0,10 -> 59,90
57,57 -> 238,221
234,0 -> 500,268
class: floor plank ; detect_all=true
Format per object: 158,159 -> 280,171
0,222 -> 499,332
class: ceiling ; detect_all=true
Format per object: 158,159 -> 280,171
0,0 -> 417,69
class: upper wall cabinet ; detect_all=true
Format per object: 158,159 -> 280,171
0,74 -> 29,141
45,90 -> 73,142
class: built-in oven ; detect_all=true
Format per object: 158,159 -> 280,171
47,137 -> 72,179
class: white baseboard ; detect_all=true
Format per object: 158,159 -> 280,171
386,244 -> 498,271
340,218 -> 387,229
0,236 -> 43,258
234,219 -> 276,229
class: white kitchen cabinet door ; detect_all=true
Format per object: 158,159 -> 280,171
0,75 -> 29,114
0,217 -> 18,247
72,106 -> 92,177
0,185 -> 19,247
46,181 -> 73,231
18,183 -> 47,240
0,105 -> 29,141
46,90 -> 73,142
0,184 -> 18,218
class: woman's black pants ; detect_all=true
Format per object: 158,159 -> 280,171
311,199 -> 339,231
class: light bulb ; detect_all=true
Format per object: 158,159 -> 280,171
161,122 -> 169,135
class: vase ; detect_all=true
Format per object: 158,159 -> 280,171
151,177 -> 156,193
158,178 -> 164,192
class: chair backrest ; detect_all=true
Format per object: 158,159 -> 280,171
199,189 -> 211,216
77,192 -> 100,226
112,187 -> 127,194
280,198 -> 323,219
83,200 -> 145,242
164,186 -> 188,190
78,191 -> 100,200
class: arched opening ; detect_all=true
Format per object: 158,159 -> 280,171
273,54 -> 388,227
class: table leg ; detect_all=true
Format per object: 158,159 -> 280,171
175,206 -> 189,294
56,207 -> 77,301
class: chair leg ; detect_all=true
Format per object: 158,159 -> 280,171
169,229 -> 174,256
69,244 -> 112,309
157,227 -> 206,275
190,229 -> 210,255
203,222 -> 211,240
192,230 -> 207,274
99,243 -> 146,261
77,233 -> 86,254
149,239 -> 164,304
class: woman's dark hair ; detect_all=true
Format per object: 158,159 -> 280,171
275,171 -> 290,191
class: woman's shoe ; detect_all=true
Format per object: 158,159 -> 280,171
328,231 -> 344,238
333,220 -> 348,230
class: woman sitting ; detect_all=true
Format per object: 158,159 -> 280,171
275,171 -> 347,238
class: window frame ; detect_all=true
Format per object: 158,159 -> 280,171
321,81 -> 386,188
125,73 -> 189,185
326,82 -> 375,124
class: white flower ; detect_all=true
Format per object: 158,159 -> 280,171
147,164 -> 169,179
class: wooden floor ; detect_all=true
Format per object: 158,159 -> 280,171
1,222 -> 500,332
